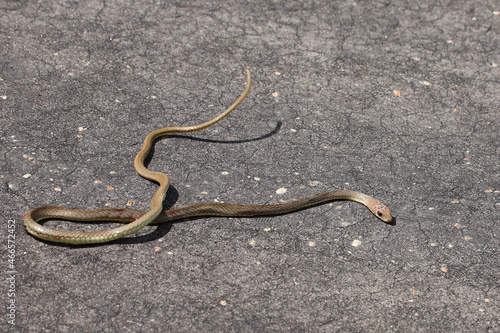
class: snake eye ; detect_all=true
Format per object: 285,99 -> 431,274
377,211 -> 383,217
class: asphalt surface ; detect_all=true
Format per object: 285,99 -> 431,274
1,1 -> 499,332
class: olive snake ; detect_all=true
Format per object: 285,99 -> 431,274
23,70 -> 392,244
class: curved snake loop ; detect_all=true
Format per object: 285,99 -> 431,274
23,70 -> 392,244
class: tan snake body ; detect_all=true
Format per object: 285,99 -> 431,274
23,70 -> 392,245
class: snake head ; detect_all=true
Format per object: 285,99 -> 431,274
367,199 -> 393,223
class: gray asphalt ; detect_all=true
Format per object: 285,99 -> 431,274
1,1 -> 498,332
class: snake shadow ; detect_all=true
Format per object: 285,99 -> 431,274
40,121 -> 283,247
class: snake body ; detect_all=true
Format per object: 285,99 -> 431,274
23,70 -> 392,245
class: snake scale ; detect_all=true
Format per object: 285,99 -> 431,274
23,70 -> 392,244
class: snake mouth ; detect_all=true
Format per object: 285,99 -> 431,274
387,216 -> 396,225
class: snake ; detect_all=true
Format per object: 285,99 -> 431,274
23,69 -> 393,245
